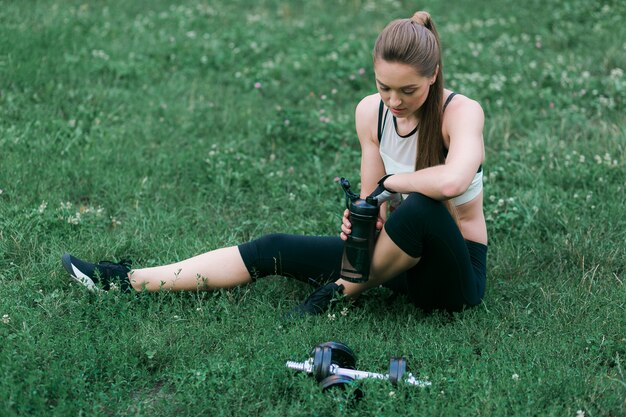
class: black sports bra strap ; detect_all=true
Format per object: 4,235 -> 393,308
377,100 -> 385,142
443,92 -> 457,112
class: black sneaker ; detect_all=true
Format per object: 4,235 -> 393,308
285,282 -> 345,319
61,253 -> 132,293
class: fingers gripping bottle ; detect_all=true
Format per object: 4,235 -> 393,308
339,178 -> 379,283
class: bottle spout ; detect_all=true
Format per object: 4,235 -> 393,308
339,177 -> 360,203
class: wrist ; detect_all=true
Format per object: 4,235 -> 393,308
380,174 -> 395,193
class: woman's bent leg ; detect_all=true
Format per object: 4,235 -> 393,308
339,193 -> 487,312
339,227 -> 420,296
383,193 -> 486,311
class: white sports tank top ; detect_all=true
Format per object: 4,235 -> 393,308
378,93 -> 483,206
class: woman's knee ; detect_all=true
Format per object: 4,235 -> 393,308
238,233 -> 343,283
238,233 -> 290,278
400,192 -> 446,215
384,194 -> 437,256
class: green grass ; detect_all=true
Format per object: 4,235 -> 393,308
1,0 -> 625,415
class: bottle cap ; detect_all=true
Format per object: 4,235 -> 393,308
350,198 -> 378,217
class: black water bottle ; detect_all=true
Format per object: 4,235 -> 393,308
339,178 -> 379,283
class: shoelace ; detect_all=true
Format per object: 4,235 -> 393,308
96,259 -> 133,292
98,259 -> 132,273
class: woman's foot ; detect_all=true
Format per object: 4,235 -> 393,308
284,282 -> 345,319
61,253 -> 132,292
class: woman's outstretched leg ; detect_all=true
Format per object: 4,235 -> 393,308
62,246 -> 251,293
62,233 -> 343,294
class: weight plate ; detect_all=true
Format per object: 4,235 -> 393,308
312,346 -> 325,381
315,341 -> 357,369
320,347 -> 332,381
312,346 -> 333,382
388,357 -> 407,386
319,374 -> 364,402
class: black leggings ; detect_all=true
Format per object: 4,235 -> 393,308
238,193 -> 487,312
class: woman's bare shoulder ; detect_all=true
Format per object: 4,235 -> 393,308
356,93 -> 382,120
444,90 -> 483,116
355,93 -> 382,144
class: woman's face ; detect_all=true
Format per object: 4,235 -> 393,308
374,60 -> 437,119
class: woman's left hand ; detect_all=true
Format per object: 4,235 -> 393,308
375,215 -> 385,231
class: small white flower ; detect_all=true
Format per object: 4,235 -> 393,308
91,49 -> 110,61
512,373 -> 520,381
327,313 -> 336,321
610,68 -> 623,79
2,314 -> 10,324
67,213 -> 81,225
576,410 -> 585,417
340,307 -> 349,316
389,391 -> 395,397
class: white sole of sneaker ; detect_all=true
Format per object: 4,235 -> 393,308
61,253 -> 100,292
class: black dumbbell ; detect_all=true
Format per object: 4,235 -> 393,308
286,342 -> 431,387
317,359 -> 409,402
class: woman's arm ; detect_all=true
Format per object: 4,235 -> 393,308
355,94 -> 387,197
383,95 -> 485,200
341,94 -> 387,241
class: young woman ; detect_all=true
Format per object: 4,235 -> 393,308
62,11 -> 487,315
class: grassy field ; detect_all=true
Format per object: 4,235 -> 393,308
1,0 -> 624,415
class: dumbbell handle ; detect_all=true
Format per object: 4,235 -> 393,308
285,358 -> 431,387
